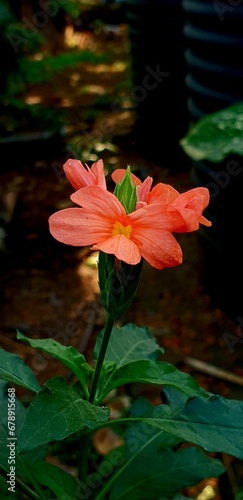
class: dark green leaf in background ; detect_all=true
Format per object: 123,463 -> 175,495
17,459 -> 80,500
102,425 -> 224,500
180,102 -> 243,162
126,395 -> 243,459
94,323 -> 163,366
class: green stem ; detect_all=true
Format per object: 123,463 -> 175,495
78,433 -> 90,485
81,381 -> 90,401
0,464 -> 42,500
89,313 -> 116,405
78,313 -> 116,485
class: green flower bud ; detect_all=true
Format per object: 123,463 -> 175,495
113,166 -> 137,214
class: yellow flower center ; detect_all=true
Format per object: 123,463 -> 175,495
112,221 -> 132,239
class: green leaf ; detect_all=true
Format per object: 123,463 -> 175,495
95,445 -> 126,495
100,426 -> 224,500
96,360 -> 208,403
94,323 -> 163,365
0,381 -> 47,470
161,386 -> 191,410
130,396 -> 156,417
0,381 -> 26,467
127,421 -> 183,451
0,475 -> 14,499
18,459 -> 80,500
180,101 -> 243,162
111,447 -> 224,500
94,324 -> 164,402
0,348 -> 40,393
235,490 -> 243,500
121,395 -> 243,459
17,331 -> 93,393
17,376 -> 109,453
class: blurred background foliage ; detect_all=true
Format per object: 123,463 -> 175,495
0,0 -> 131,157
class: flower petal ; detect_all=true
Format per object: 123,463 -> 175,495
199,214 -> 212,227
49,208 -> 111,246
90,159 -> 107,190
111,168 -> 142,186
92,234 -> 141,265
71,186 -> 126,218
137,176 -> 153,203
136,201 -> 147,210
133,227 -> 182,269
49,187 -> 128,248
63,159 -> 93,189
63,158 -> 106,190
172,187 -> 212,230
128,204 -> 183,269
129,203 -> 187,232
147,183 -> 179,205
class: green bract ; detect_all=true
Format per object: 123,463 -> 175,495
98,251 -> 143,317
113,166 -> 137,213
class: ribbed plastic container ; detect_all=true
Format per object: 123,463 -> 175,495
182,0 -> 243,317
182,0 -> 243,120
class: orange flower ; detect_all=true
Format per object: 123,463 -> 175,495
112,169 -> 211,229
63,158 -> 106,190
49,186 -> 192,269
